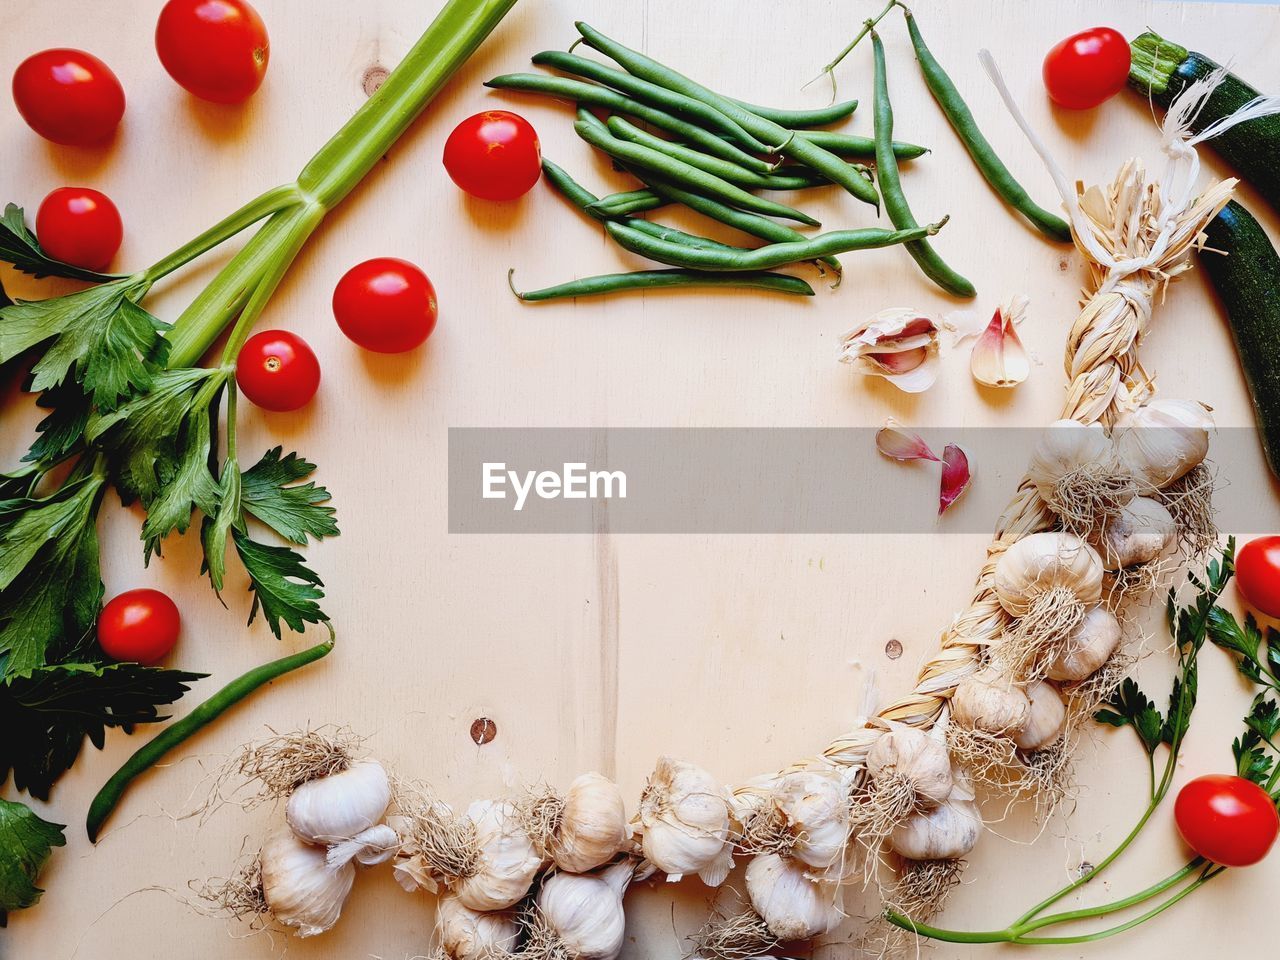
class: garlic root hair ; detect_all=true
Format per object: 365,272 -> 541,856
1019,738 -> 1075,818
1154,462 -> 1218,557
736,802 -> 798,859
943,725 -> 1020,793
191,858 -> 269,927
1063,648 -> 1139,733
232,727 -> 362,800
877,857 -> 966,957
392,777 -> 480,881
515,785 -> 566,858
848,773 -> 925,881
691,909 -> 779,960
519,908 -> 573,960
996,586 -> 1087,683
1043,462 -> 1136,538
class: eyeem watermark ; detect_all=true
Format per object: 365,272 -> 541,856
482,462 -> 628,512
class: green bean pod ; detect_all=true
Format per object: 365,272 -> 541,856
573,112 -> 821,226
510,267 -> 814,301
86,633 -> 336,842
589,189 -> 670,217
531,51 -> 773,152
902,9 -> 1069,242
796,129 -> 927,160
731,96 -> 858,127
871,31 -> 975,298
574,22 -> 880,209
605,218 -> 942,271
484,73 -> 775,173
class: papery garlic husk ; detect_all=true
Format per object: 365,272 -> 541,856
552,773 -> 630,874
970,296 -> 1030,389
1047,605 -> 1121,682
866,725 -> 954,810
437,893 -> 519,960
1013,680 -> 1068,752
838,307 -> 940,393
993,532 -> 1104,618
765,770 -> 852,871
951,671 -> 1031,735
1091,496 -> 1177,570
533,860 -> 633,960
745,853 -> 843,942
638,757 -> 733,885
286,759 -> 391,846
326,822 -> 400,870
1114,399 -> 1214,491
889,789 -> 982,862
259,828 -> 355,938
455,799 -> 543,911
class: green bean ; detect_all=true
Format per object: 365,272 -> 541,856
484,74 -> 775,172
509,267 -> 814,301
573,111 -> 821,226
871,30 -> 975,298
604,217 -> 943,271
86,632 -> 335,842
730,97 -> 858,127
902,9 -> 1070,242
530,51 -> 772,152
796,129 -> 927,160
590,189 -> 669,217
574,22 -> 880,209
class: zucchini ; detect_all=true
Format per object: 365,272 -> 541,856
1128,32 -> 1280,213
1201,200 -> 1280,480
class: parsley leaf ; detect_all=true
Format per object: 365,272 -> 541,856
233,530 -> 328,638
1096,677 -> 1166,755
0,798 -> 65,925
0,203 -> 119,283
241,447 -> 338,545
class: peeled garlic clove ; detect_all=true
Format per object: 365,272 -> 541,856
866,725 -> 953,808
770,770 -> 852,870
889,794 -> 982,861
553,773 -> 630,874
746,853 -> 843,942
326,823 -> 399,869
1091,496 -> 1176,569
970,297 -> 1029,389
638,757 -> 732,885
437,893 -> 519,960
286,759 -> 391,846
951,671 -> 1031,735
839,307 -> 940,393
260,828 -> 355,938
455,799 -> 543,912
535,868 -> 628,960
1114,399 -> 1213,490
1013,680 -> 1067,752
1047,605 -> 1121,682
992,532 -> 1104,617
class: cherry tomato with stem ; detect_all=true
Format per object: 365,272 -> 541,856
36,187 -> 123,272
1175,774 -> 1279,868
333,258 -> 438,353
1238,536 -> 1280,619
12,48 -> 125,145
443,111 -> 541,201
236,330 -> 320,412
98,589 -> 182,665
156,0 -> 270,104
1043,27 -> 1131,110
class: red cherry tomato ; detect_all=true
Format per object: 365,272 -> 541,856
443,111 -> 541,201
156,0 -> 270,104
35,187 -> 123,272
1043,27 -> 1131,110
1175,774 -> 1279,867
98,589 -> 182,665
1238,536 -> 1280,618
332,258 -> 438,354
12,48 -> 125,145
236,330 -> 320,412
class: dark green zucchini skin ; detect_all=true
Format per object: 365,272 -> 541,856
1202,201 -> 1280,480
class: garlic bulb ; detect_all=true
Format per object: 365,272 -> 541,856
437,893 -> 519,960
552,773 -> 630,874
866,725 -> 953,809
455,799 -> 543,911
951,671 -> 1031,734
1115,399 -> 1213,490
1047,605 -> 1121,682
745,853 -> 843,942
638,757 -> 733,885
286,759 -> 391,845
535,860 -> 633,960
769,770 -> 851,870
889,791 -> 982,861
993,532 -> 1104,617
1092,497 -> 1176,569
259,828 -> 355,938
1013,681 -> 1067,752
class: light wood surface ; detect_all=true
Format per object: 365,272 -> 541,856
3,1 -> 1280,957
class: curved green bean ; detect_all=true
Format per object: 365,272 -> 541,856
574,22 -> 880,209
86,632 -> 335,842
590,189 -> 670,217
573,112 -> 821,226
484,73 -> 775,172
871,30 -> 975,297
902,9 -> 1069,242
605,218 -> 942,271
730,96 -> 858,127
531,51 -> 772,152
796,129 -> 927,160
509,268 -> 814,301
